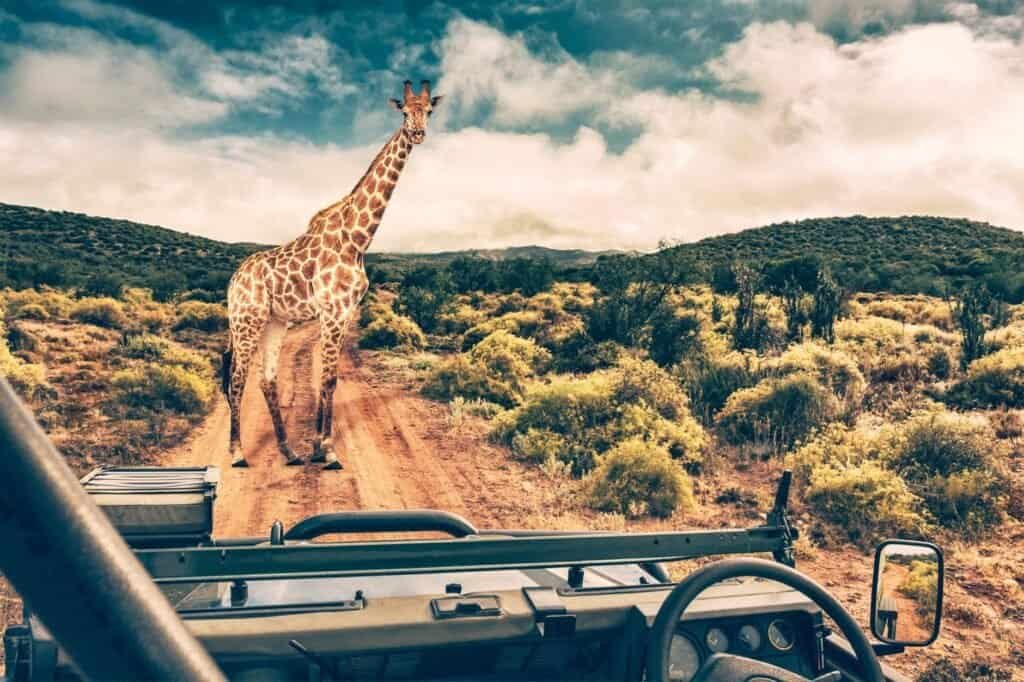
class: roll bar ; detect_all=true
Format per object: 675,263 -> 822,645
285,510 -> 478,540
0,377 -> 225,681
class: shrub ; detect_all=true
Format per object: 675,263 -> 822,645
12,303 -> 49,320
786,422 -> 882,487
887,412 -> 1016,536
584,439 -> 695,518
423,331 -> 550,407
111,363 -> 214,414
70,297 -> 128,328
511,428 -> 568,464
359,312 -> 426,350
494,362 -> 706,475
804,460 -> 929,547
1,289 -> 73,319
0,318 -> 48,400
174,301 -> 228,332
916,658 -> 1013,682
461,310 -> 545,350
138,310 -> 171,333
715,373 -> 840,454
765,342 -> 865,416
945,346 -> 1024,408
436,303 -> 487,335
120,334 -> 210,374
899,558 -> 940,616
680,351 -> 760,423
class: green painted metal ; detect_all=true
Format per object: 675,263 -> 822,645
136,525 -> 789,583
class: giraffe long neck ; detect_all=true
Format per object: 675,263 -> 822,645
337,128 -> 413,253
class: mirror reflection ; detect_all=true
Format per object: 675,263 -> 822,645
874,542 -> 941,645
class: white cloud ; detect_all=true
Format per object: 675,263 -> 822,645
2,11 -> 1024,252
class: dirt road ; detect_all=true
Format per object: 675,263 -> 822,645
165,322 -> 534,537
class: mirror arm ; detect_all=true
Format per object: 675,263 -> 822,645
871,641 -> 905,657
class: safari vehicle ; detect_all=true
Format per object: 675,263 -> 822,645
1,378 -> 944,682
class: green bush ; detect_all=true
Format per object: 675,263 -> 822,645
886,412 -> 1015,536
1,289 -> 73,319
174,301 -> 228,332
0,318 -> 48,400
461,310 -> 545,350
70,297 -> 128,328
422,331 -> 550,408
359,312 -> 426,350
899,559 -> 940,616
119,334 -> 210,374
765,342 -> 865,416
585,439 -> 695,518
111,363 -> 215,414
12,303 -> 49,320
945,346 -> 1024,408
493,361 -> 706,476
715,373 -> 840,454
680,351 -> 760,423
786,422 -> 885,487
804,460 -> 929,547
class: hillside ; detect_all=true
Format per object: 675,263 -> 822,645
663,215 -> 1024,300
0,203 -> 615,297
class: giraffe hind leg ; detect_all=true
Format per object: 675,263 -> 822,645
311,317 -> 347,470
228,323 -> 261,468
260,318 -> 303,465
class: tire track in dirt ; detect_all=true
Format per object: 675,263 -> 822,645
163,322 -> 473,538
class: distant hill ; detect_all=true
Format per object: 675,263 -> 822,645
0,203 -> 614,298
661,215 -> 1024,300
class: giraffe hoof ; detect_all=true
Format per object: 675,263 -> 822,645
231,457 -> 249,468
285,454 -> 304,466
323,459 -> 343,471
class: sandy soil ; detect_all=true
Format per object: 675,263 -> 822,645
164,323 -> 552,536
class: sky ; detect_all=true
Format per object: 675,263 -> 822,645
1,0 -> 1023,252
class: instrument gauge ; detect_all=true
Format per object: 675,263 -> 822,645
668,633 -> 701,681
767,619 -> 796,652
737,624 -> 761,652
705,627 -> 729,653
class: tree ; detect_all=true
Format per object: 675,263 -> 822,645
586,250 -> 689,346
83,271 -> 124,298
447,256 -> 498,293
731,264 -> 772,351
647,307 -> 702,367
953,283 -> 990,370
810,269 -> 843,343
397,266 -> 453,332
497,257 -> 554,296
764,256 -> 820,342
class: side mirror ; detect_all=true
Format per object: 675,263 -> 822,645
871,540 -> 943,646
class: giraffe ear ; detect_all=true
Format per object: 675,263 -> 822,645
388,98 -> 403,111
430,95 -> 443,107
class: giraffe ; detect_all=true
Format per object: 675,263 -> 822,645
222,79 -> 442,470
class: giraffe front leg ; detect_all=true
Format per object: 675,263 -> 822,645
310,320 -> 346,470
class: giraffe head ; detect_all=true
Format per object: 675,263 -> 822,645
389,79 -> 442,145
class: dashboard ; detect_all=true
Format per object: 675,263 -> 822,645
669,611 -> 821,680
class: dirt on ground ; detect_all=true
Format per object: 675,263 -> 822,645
164,323 -> 555,536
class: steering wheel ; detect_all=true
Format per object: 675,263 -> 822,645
646,558 -> 883,682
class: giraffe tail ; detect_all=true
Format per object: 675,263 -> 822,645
220,344 -> 233,397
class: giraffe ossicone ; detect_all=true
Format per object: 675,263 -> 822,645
222,79 -> 442,470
